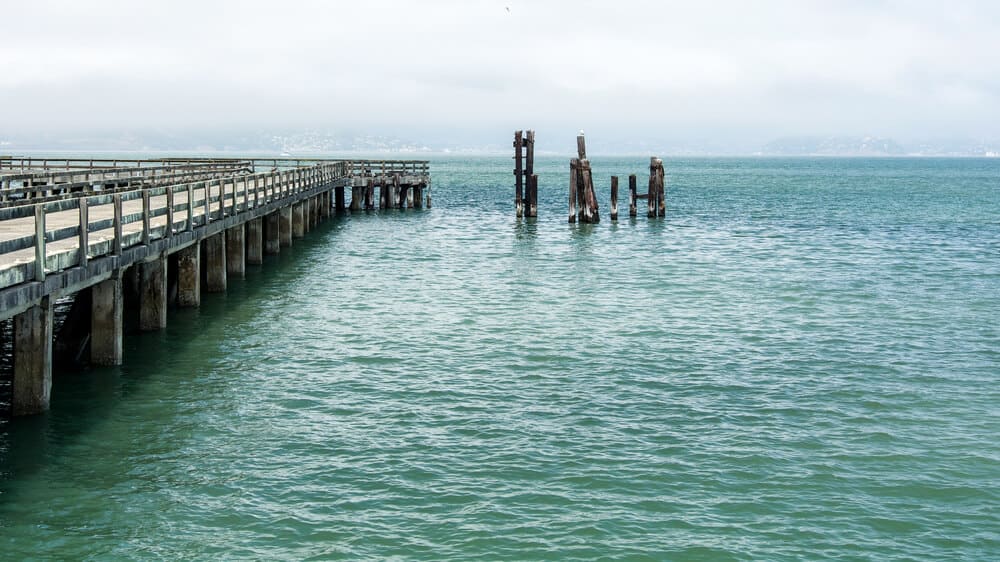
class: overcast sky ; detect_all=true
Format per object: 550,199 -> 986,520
3,0 -> 999,146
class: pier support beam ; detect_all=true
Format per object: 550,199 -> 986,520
226,225 -> 245,279
413,185 -> 424,209
265,211 -> 280,254
204,233 -> 227,293
246,218 -> 263,265
13,297 -> 53,416
177,244 -> 200,307
351,186 -> 363,211
293,203 -> 305,238
91,273 -> 123,365
279,206 -> 293,247
139,255 -> 167,331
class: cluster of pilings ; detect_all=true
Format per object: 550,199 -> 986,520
347,163 -> 430,212
514,130 -> 537,218
512,132 -> 668,223
618,157 -> 666,219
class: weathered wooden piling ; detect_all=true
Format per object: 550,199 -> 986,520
527,174 -> 538,218
647,171 -> 656,218
655,158 -> 666,217
514,130 -> 524,218
647,157 -> 665,218
629,174 -> 638,217
568,161 -> 578,224
513,130 -> 536,217
611,176 -> 619,221
571,135 -> 599,223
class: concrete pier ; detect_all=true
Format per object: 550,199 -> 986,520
0,157 -> 430,417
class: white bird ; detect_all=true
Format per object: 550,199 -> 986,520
579,129 -> 585,136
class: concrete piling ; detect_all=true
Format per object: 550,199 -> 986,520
226,225 -> 245,278
203,233 -> 227,293
279,206 -> 293,247
176,244 -> 201,307
246,218 -> 263,265
91,273 -> 123,365
139,256 -> 168,331
265,211 -> 281,255
13,297 -> 53,416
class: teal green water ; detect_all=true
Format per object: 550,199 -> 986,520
1,156 -> 998,559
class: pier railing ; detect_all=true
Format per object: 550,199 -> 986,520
0,163 -> 253,204
0,161 -> 348,290
0,156 -> 251,172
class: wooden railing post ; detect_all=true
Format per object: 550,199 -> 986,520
218,179 -> 226,218
187,183 -> 195,231
166,186 -> 174,238
35,204 -> 46,281
79,197 -> 89,267
142,190 -> 151,245
204,181 -> 211,223
113,193 -> 123,255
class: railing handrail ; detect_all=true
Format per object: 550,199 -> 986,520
0,158 -> 430,294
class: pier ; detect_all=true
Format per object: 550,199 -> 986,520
0,157 -> 430,416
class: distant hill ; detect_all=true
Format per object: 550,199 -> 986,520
759,136 -> 906,156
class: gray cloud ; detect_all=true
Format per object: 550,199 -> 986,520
2,0 -> 998,145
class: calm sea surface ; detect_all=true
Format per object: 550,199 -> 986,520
1,156 -> 998,560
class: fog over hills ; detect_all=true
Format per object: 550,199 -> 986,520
3,130 -> 998,157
